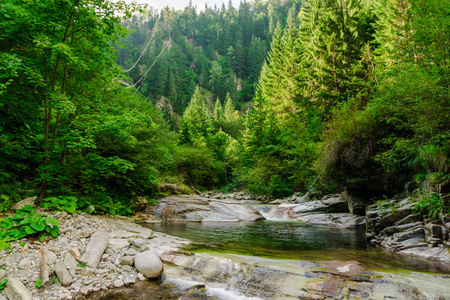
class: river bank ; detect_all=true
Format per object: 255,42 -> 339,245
1,193 -> 449,299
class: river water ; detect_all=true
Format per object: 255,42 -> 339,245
88,220 -> 450,300
146,220 -> 450,274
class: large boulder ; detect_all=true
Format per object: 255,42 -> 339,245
134,250 -> 164,279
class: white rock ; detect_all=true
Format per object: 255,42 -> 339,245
4,277 -> 32,300
134,251 -> 163,279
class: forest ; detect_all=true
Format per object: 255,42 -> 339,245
0,0 -> 449,216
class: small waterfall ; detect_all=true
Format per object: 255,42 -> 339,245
253,205 -> 283,220
252,204 -> 298,220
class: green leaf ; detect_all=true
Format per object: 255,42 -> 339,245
31,222 -> 45,232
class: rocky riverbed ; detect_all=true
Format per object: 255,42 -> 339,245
0,211 -> 190,300
1,193 -> 450,300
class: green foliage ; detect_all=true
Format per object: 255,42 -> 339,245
414,193 -> 449,220
35,278 -> 43,288
0,278 -> 8,291
0,206 -> 60,250
41,196 -> 78,214
77,262 -> 89,268
0,278 -> 9,291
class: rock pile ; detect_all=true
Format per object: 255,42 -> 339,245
366,197 -> 450,261
0,212 -> 190,300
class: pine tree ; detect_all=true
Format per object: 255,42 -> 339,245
212,97 -> 224,131
179,86 -> 211,143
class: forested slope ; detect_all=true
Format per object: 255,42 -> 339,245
0,0 -> 448,217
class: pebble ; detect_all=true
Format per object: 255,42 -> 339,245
113,279 -> 124,288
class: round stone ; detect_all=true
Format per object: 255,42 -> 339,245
134,251 -> 163,279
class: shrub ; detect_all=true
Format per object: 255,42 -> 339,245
414,193 -> 448,219
0,205 -> 60,250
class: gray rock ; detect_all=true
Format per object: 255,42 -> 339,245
426,223 -> 442,239
18,258 -> 33,269
107,239 -> 130,250
80,229 -> 109,268
63,252 -> 78,269
393,227 -> 425,243
12,197 -> 36,210
124,248 -> 139,256
294,192 -> 310,204
122,265 -> 132,272
128,238 -> 149,252
80,285 -> 92,295
110,230 -> 151,240
54,261 -> 73,286
381,222 -> 422,235
4,277 -> 32,300
120,256 -> 134,266
0,270 -> 7,279
134,250 -> 164,279
119,225 -> 153,237
395,214 -> 422,226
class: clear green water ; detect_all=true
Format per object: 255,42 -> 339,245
146,220 -> 450,274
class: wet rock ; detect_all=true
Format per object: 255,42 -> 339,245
80,229 -> 109,268
54,261 -> 73,286
134,251 -> 164,279
4,277 -> 32,300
